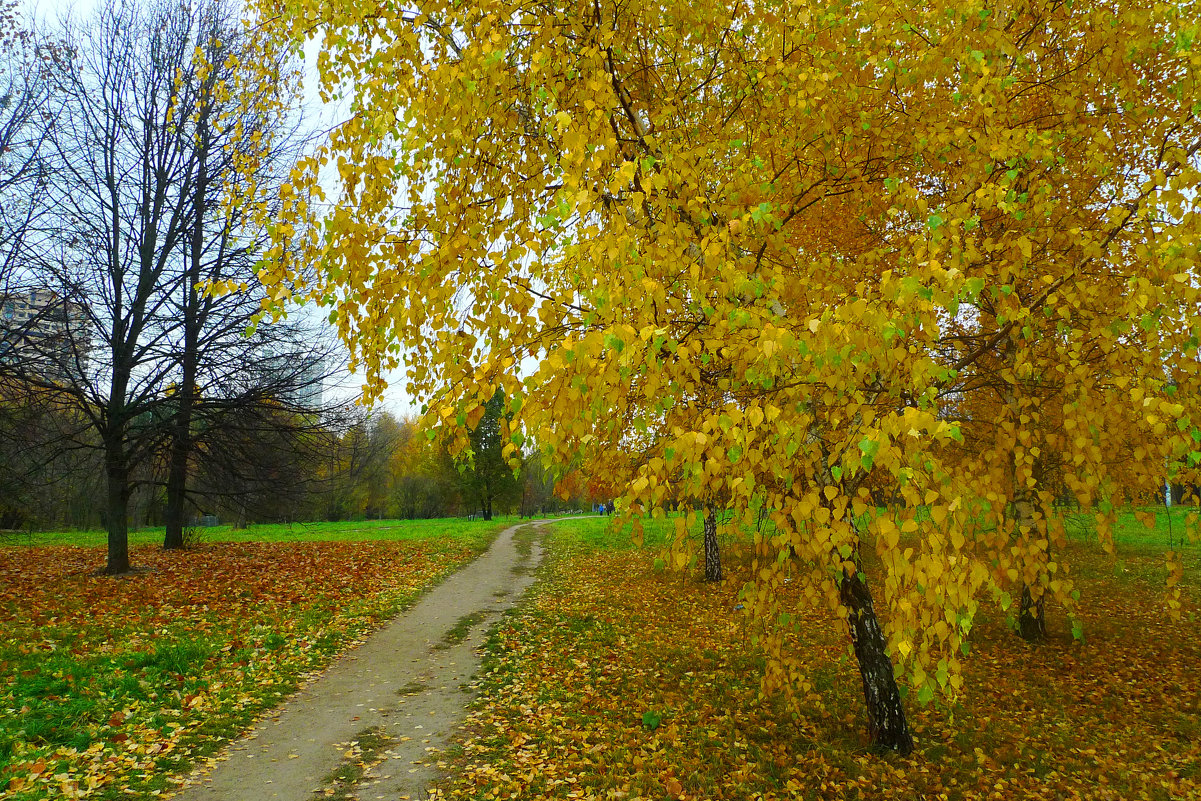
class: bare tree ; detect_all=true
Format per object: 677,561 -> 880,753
0,0 -> 340,572
0,1 -> 58,296
183,398 -> 350,528
0,377 -> 105,531
156,0 -> 342,549
3,0 -> 199,572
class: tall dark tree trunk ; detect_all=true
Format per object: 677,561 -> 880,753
164,138 -> 207,548
841,565 -> 914,754
1018,583 -> 1047,641
104,443 -> 130,574
162,405 -> 192,549
162,353 -> 198,548
103,346 -> 134,574
703,506 -> 721,582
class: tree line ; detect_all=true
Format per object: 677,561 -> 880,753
320,404 -> 593,523
0,396 -> 588,535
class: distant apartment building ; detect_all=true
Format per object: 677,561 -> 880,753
258,347 -> 325,409
0,287 -> 90,379
284,355 -> 325,409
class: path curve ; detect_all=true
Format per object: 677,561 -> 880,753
170,520 -> 555,801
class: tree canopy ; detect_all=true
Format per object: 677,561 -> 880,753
250,0 -> 1201,750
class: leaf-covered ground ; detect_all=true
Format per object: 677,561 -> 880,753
445,528 -> 1200,800
0,532 -> 495,799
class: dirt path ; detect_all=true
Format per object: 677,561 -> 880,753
170,520 -> 552,801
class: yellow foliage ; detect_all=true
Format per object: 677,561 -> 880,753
247,0 -> 1201,705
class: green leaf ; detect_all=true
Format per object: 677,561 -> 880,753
900,275 -> 927,299
999,591 -> 1012,611
1176,28 -> 1195,53
641,710 -> 662,730
1071,620 -> 1085,642
858,438 -> 880,471
917,684 -> 935,706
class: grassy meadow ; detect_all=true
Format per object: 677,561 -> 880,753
0,517 -> 514,799
1,507 -> 1197,799
441,508 -> 1200,801
4,515 -> 523,549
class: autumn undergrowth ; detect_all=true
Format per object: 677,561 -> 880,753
443,512 -> 1199,801
0,519 -> 507,799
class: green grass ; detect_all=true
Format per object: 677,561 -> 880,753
444,517 -> 1201,801
397,680 -> 429,696
437,611 -> 491,650
546,503 -> 1201,558
319,726 -> 396,801
548,514 -> 681,552
10,502 -> 1196,554
1068,504 -> 1199,549
1,515 -> 526,550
